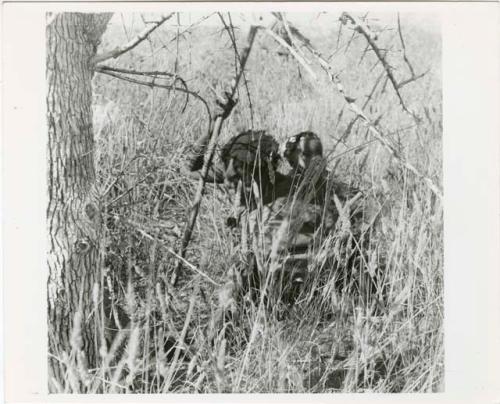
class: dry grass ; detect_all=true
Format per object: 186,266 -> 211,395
49,13 -> 443,393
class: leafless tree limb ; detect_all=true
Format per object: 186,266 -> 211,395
343,12 -> 378,41
341,13 -> 416,117
396,14 -> 431,90
334,70 -> 386,152
168,13 -> 216,46
218,12 -> 255,127
96,65 -> 173,78
95,66 -> 210,122
135,227 -> 220,286
397,69 -> 430,89
397,13 -> 415,78
271,16 -> 442,200
329,70 -> 442,198
265,28 -> 317,80
95,65 -> 190,112
171,24 -> 261,286
274,13 -> 313,67
92,13 -> 174,64
335,18 -> 343,51
141,13 -> 217,62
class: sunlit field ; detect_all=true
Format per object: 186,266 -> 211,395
50,12 -> 443,393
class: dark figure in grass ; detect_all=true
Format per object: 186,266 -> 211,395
185,129 -> 380,322
186,131 -> 333,306
186,129 -> 292,215
283,131 -> 387,310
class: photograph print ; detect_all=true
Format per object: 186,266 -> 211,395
47,10 -> 443,393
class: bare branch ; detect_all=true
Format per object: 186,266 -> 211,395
397,13 -> 416,78
264,28 -> 317,80
397,69 -> 430,89
330,70 -> 442,199
95,65 -> 190,111
343,12 -> 378,41
272,16 -> 442,200
341,13 -> 415,117
92,13 -> 174,64
171,24 -> 261,286
95,66 -> 211,132
96,64 -> 175,78
396,14 -> 432,91
335,18 -> 343,51
141,13 -> 216,62
131,226 -> 220,286
275,13 -> 313,65
218,12 -> 255,126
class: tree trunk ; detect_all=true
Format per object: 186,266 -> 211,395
47,12 -> 112,388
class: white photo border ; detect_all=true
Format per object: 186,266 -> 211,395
2,2 -> 499,403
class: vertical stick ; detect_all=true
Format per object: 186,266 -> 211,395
171,25 -> 259,286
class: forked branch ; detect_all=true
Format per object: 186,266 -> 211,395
265,28 -> 317,80
340,12 -> 415,118
271,15 -> 443,200
396,13 -> 430,89
92,13 -> 174,65
95,66 -> 211,121
397,13 -> 416,78
170,24 -> 261,286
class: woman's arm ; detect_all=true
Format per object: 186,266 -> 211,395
184,133 -> 226,183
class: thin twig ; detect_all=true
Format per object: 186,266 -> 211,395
95,67 -> 211,126
397,13 -> 416,78
133,226 -> 220,286
171,24 -> 261,286
165,13 -> 216,47
219,13 -> 255,127
96,65 -> 175,78
330,71 -> 442,198
95,65 -> 190,112
265,28 -> 317,80
141,13 -> 216,62
273,16 -> 442,200
335,18 -> 343,51
396,14 -> 430,89
162,280 -> 200,392
397,69 -> 430,89
163,247 -> 220,287
174,13 -> 181,75
275,13 -> 313,67
333,70 -> 385,154
92,13 -> 174,64
341,12 -> 413,117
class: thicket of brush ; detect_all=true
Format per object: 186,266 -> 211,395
50,13 -> 443,393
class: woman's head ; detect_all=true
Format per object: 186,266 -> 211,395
221,130 -> 280,187
282,131 -> 323,170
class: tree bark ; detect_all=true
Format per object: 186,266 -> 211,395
47,12 -> 112,386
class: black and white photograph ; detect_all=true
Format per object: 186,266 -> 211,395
3,3 -> 500,401
45,10 -> 444,393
